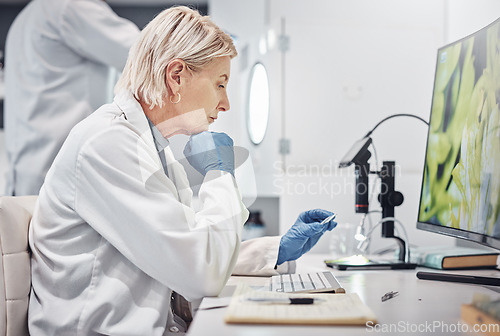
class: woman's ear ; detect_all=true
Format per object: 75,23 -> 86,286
165,59 -> 187,93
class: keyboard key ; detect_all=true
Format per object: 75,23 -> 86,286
282,275 -> 293,292
308,272 -> 326,290
290,274 -> 302,291
271,274 -> 283,292
317,272 -> 330,289
299,274 -> 315,291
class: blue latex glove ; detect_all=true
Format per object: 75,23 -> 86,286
183,131 -> 235,176
277,209 -> 337,265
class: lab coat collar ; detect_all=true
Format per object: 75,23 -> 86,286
113,91 -> 177,197
113,91 -> 193,206
146,116 -> 170,153
113,91 -> 151,139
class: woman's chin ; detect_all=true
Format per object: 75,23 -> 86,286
187,123 -> 210,135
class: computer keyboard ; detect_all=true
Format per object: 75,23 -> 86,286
269,271 -> 345,293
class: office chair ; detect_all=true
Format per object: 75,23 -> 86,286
0,196 -> 37,336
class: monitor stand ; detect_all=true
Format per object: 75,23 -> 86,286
416,271 -> 500,286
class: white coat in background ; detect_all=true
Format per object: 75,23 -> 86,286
28,92 -> 293,335
4,0 -> 140,196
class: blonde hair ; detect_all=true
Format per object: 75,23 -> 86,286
115,6 -> 237,108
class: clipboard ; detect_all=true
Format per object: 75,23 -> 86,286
224,283 -> 377,326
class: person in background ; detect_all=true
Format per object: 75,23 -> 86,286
3,0 -> 140,195
28,6 -> 337,335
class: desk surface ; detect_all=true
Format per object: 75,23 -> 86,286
187,254 -> 500,336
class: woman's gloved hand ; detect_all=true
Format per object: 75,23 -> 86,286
183,131 -> 235,176
277,209 -> 337,265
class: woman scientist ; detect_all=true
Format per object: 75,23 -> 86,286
28,6 -> 336,336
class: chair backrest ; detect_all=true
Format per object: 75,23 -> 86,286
0,196 -> 37,336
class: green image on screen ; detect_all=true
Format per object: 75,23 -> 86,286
418,19 -> 500,238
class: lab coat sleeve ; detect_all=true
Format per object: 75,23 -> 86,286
73,126 -> 247,301
59,0 -> 140,70
232,236 -> 296,276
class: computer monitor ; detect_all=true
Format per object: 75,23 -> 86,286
417,17 -> 500,251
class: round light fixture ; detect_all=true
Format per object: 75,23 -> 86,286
247,63 -> 270,145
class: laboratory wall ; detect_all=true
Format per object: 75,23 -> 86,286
209,0 -> 500,253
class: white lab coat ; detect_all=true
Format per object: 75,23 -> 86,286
4,0 -> 140,196
28,92 -> 293,336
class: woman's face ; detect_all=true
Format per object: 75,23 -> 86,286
162,56 -> 231,135
184,56 -> 231,126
